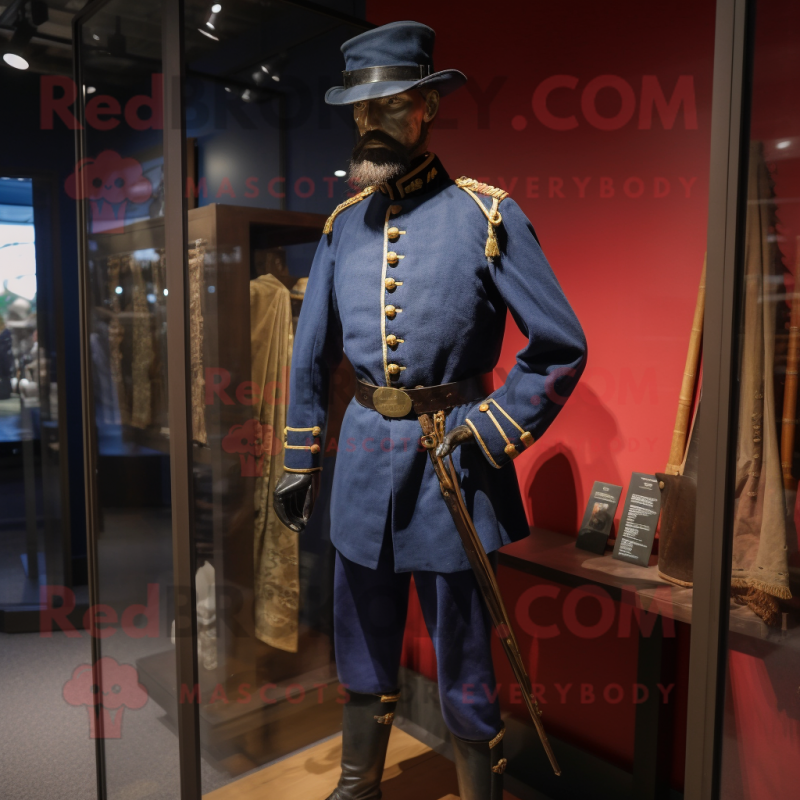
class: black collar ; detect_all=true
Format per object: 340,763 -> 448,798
377,153 -> 449,201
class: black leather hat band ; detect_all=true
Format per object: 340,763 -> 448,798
342,64 -> 432,89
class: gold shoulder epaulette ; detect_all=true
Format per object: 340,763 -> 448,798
455,177 -> 509,201
455,177 -> 507,258
322,186 -> 376,235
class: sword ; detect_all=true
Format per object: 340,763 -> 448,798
418,410 -> 561,776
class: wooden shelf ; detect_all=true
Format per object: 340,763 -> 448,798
499,527 -> 790,643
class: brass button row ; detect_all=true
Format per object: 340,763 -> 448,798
387,206 -> 404,379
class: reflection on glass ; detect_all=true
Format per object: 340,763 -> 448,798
180,1 -> 366,793
0,179 -> 44,604
77,2 -> 179,797
719,2 -> 800,797
0,171 -> 73,607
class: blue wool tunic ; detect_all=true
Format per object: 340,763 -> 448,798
283,153 -> 587,573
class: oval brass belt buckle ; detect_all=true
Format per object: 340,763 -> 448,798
372,387 -> 413,418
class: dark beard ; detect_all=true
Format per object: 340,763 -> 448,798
348,125 -> 428,189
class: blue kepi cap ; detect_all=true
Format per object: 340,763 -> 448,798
325,20 -> 467,106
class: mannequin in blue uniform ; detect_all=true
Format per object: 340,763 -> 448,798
274,20 -> 586,800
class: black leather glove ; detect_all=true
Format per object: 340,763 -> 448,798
274,471 -> 320,532
435,424 -> 474,459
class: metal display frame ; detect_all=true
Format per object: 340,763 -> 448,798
72,1 -> 201,797
684,0 -> 755,798
71,0 -> 764,797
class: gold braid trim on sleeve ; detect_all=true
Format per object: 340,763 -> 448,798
455,177 -> 508,258
323,186 -> 377,235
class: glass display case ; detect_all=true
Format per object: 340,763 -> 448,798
70,1 -> 800,799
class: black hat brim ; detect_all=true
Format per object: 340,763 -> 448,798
325,68 -> 466,106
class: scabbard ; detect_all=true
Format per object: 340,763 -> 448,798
418,411 -> 561,776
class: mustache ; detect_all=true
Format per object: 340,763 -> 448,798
351,130 -> 408,163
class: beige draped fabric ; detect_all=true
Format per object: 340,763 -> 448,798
130,257 -> 154,429
103,242 -> 207,438
189,239 -> 207,444
251,274 -> 299,652
107,255 -> 130,426
730,142 -> 792,623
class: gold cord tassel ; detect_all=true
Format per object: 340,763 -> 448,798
457,181 -> 506,260
485,198 -> 502,258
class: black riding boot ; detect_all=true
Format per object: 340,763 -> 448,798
451,726 -> 507,800
326,690 -> 400,800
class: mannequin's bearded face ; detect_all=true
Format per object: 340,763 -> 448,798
348,89 -> 439,189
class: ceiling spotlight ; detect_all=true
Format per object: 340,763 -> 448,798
334,170 -> 346,178
92,34 -> 100,41
3,53 -> 29,70
3,15 -> 35,70
85,85 -> 96,94
211,3 -> 222,12
259,53 -> 288,83
777,140 -> 791,150
198,27 -> 219,41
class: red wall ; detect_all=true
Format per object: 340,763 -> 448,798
366,0 -> 716,786
364,3 -> 800,797
367,0 -> 717,533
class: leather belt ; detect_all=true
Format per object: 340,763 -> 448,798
355,375 -> 491,419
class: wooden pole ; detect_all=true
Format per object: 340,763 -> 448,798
780,237 -> 800,491
666,256 -> 707,475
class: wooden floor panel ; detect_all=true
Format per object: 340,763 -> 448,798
205,727 -> 517,800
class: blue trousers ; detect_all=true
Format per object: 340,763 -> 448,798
333,531 -> 502,741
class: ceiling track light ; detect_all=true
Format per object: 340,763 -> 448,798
3,53 -> 29,69
108,16 -> 127,58
3,12 -> 35,70
10,18 -> 35,48
258,52 -> 288,83
204,8 -> 219,32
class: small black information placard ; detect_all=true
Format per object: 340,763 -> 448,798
575,482 -> 623,554
612,473 -> 662,567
